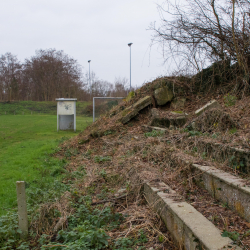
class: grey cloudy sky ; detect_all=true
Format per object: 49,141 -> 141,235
0,0 -> 168,87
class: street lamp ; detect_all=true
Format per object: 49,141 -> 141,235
128,43 -> 133,92
88,60 -> 91,94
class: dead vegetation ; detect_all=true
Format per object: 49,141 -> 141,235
51,80 -> 250,249
10,73 -> 250,249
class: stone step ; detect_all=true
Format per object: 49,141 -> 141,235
141,125 -> 169,134
182,136 -> 250,174
149,108 -> 187,128
143,180 -> 241,250
165,147 -> 250,222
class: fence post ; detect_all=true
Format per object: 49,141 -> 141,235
16,181 -> 28,238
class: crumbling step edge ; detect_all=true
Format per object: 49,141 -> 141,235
185,137 -> 250,173
143,181 -> 240,250
166,149 -> 250,222
192,163 -> 250,222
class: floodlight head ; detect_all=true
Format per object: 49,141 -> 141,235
88,60 -> 91,63
128,43 -> 133,47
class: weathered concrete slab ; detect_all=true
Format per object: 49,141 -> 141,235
141,125 -> 169,133
165,149 -> 250,222
149,109 -> 187,128
154,86 -> 173,105
195,100 -> 222,116
109,105 -> 125,117
192,163 -> 250,222
185,137 -> 250,174
119,96 -> 152,124
171,97 -> 186,109
144,181 -> 239,250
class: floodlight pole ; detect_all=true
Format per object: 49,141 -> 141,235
88,60 -> 91,95
128,43 -> 133,93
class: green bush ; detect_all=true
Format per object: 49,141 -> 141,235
229,128 -> 237,134
0,212 -> 20,249
221,230 -> 239,242
144,130 -> 165,138
223,94 -> 237,107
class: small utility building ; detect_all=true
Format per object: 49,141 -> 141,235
56,98 -> 77,131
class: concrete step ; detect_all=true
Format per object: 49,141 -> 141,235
143,180 -> 241,250
181,136 -> 250,174
141,125 -> 169,134
164,147 -> 250,223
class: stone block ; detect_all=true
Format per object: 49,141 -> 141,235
150,111 -> 187,128
154,86 -> 174,106
171,98 -> 186,109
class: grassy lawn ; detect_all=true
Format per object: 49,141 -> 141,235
0,101 -> 91,115
0,114 -> 92,216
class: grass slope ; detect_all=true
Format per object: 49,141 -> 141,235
0,114 -> 92,216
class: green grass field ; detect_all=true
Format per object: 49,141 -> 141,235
0,101 -> 91,115
0,114 -> 92,216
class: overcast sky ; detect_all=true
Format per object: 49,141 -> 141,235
0,0 -> 168,88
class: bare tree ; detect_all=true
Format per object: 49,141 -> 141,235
24,49 -> 84,101
0,49 -> 131,102
0,53 -> 22,101
150,0 -> 250,89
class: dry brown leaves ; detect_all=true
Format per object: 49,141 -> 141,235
30,191 -> 73,237
51,81 -> 250,249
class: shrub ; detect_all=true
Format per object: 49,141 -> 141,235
144,130 -> 165,137
224,94 -> 237,107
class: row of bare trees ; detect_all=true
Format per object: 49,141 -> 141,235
0,49 -> 130,102
151,0 -> 250,91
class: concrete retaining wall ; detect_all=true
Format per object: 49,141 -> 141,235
192,163 -> 250,222
166,150 -> 250,222
143,181 -> 240,250
185,138 -> 250,174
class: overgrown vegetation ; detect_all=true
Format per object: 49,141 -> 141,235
151,0 -> 250,94
144,130 -> 165,138
224,94 -> 237,107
